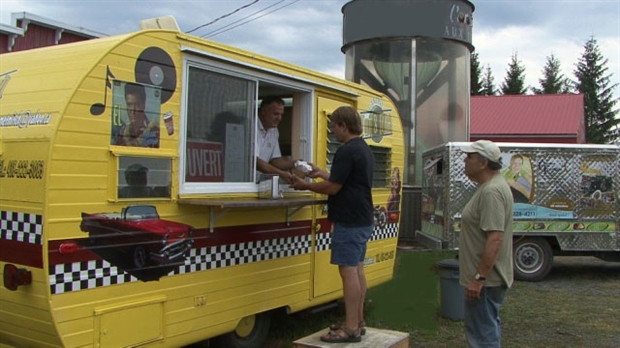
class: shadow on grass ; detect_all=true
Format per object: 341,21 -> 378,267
365,250 -> 456,332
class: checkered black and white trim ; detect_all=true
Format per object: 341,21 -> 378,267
315,232 -> 331,252
370,222 -> 399,241
49,234 -> 313,294
48,224 -> 399,294
0,210 -> 43,245
175,235 -> 312,274
314,223 -> 400,253
49,260 -> 137,294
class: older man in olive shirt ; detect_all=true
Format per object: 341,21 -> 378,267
460,140 -> 514,348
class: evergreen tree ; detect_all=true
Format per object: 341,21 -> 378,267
500,53 -> 528,95
470,52 -> 483,95
574,37 -> 619,144
481,65 -> 496,96
532,54 -> 572,94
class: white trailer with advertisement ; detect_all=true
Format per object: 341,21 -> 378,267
417,142 -> 619,281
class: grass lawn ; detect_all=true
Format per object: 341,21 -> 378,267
267,250 -> 620,348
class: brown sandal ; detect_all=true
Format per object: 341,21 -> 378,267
320,326 -> 362,343
329,320 -> 366,335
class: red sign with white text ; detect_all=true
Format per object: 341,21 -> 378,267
186,141 -> 224,182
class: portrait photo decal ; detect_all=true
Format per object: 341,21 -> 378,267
111,81 -> 161,148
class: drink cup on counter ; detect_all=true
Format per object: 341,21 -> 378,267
163,111 -> 174,135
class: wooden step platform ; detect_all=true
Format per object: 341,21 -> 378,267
293,327 -> 409,348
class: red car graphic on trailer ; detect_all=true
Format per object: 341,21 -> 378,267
80,205 -> 194,270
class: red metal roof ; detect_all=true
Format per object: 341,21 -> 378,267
471,94 -> 585,143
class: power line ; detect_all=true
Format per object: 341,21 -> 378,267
186,0 -> 260,34
203,0 -> 300,39
201,0 -> 286,38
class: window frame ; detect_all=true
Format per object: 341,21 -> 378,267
111,152 -> 174,201
179,55 -> 315,195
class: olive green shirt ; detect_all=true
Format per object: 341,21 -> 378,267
459,173 -> 514,288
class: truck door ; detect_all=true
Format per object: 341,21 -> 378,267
312,97 -> 352,297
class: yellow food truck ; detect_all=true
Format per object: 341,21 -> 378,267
0,18 -> 404,348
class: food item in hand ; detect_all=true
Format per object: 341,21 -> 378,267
295,160 -> 312,174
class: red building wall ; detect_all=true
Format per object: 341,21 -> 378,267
12,22 -> 55,51
1,15 -> 99,55
9,21 -> 92,52
0,36 -> 9,54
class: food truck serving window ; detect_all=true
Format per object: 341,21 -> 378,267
180,58 -> 313,195
184,66 -> 254,187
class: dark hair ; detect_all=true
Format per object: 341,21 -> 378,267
125,82 -> 146,102
331,106 -> 363,135
476,155 -> 502,170
260,96 -> 285,109
488,160 -> 502,170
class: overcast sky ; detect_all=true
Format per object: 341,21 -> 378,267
2,0 -> 619,99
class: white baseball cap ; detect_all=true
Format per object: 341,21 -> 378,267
460,140 -> 502,164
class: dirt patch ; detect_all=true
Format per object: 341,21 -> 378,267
397,239 -> 430,251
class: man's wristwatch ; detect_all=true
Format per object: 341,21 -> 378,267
474,273 -> 486,281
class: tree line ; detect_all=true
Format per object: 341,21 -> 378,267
470,37 -> 619,144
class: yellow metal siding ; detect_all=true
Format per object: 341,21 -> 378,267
0,271 -> 59,348
0,29 -> 405,347
46,255 -> 312,346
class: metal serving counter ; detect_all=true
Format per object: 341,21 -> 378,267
179,196 -> 327,232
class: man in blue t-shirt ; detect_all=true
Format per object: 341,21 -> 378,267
290,106 -> 374,343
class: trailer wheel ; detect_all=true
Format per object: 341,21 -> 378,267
211,312 -> 271,348
132,246 -> 149,269
513,237 -> 553,282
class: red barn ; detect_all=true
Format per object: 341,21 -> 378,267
470,94 -> 586,144
0,12 -> 106,54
